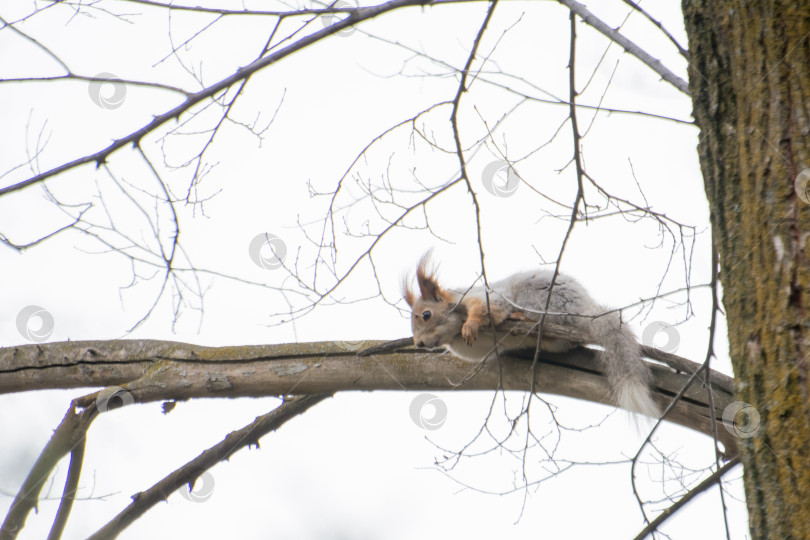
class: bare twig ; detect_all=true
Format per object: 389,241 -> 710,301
530,7 -> 586,395
447,0 -> 500,386
702,231 -> 733,539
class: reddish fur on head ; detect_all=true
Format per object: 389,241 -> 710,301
404,251 -> 467,349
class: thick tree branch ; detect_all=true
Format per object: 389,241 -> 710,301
0,326 -> 738,453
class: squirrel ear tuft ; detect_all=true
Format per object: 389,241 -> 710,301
402,273 -> 415,307
416,250 -> 444,302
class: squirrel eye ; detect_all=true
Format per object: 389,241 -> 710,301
421,310 -> 432,321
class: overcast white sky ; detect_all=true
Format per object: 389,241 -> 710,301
0,0 -> 749,538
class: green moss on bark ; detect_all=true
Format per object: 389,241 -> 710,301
683,0 -> 810,537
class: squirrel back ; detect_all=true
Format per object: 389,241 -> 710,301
403,253 -> 659,418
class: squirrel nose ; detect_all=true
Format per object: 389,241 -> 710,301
416,340 -> 425,347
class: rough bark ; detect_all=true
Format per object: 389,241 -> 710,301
2,331 -> 739,539
0,330 -> 738,452
682,1 -> 810,537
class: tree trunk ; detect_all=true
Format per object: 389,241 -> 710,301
682,1 -> 810,537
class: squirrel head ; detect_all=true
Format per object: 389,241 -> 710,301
403,252 -> 466,349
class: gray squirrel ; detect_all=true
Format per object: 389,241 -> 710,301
403,253 -> 660,418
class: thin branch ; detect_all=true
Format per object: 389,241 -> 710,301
519,9 -> 587,504
0,403 -> 98,540
0,205 -> 90,252
632,456 -> 741,540
86,394 -> 330,540
702,228 -> 733,539
530,8 -> 586,396
46,436 -> 86,540
0,0 -> 476,199
555,0 -> 690,95
621,0 -> 689,60
447,0 -> 499,374
0,75 -> 190,96
629,341 -> 720,524
0,15 -> 70,73
629,213 -> 726,529
363,31 -> 693,124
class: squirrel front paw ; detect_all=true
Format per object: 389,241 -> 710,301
461,321 -> 478,345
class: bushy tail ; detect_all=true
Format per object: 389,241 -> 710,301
591,313 -> 659,418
